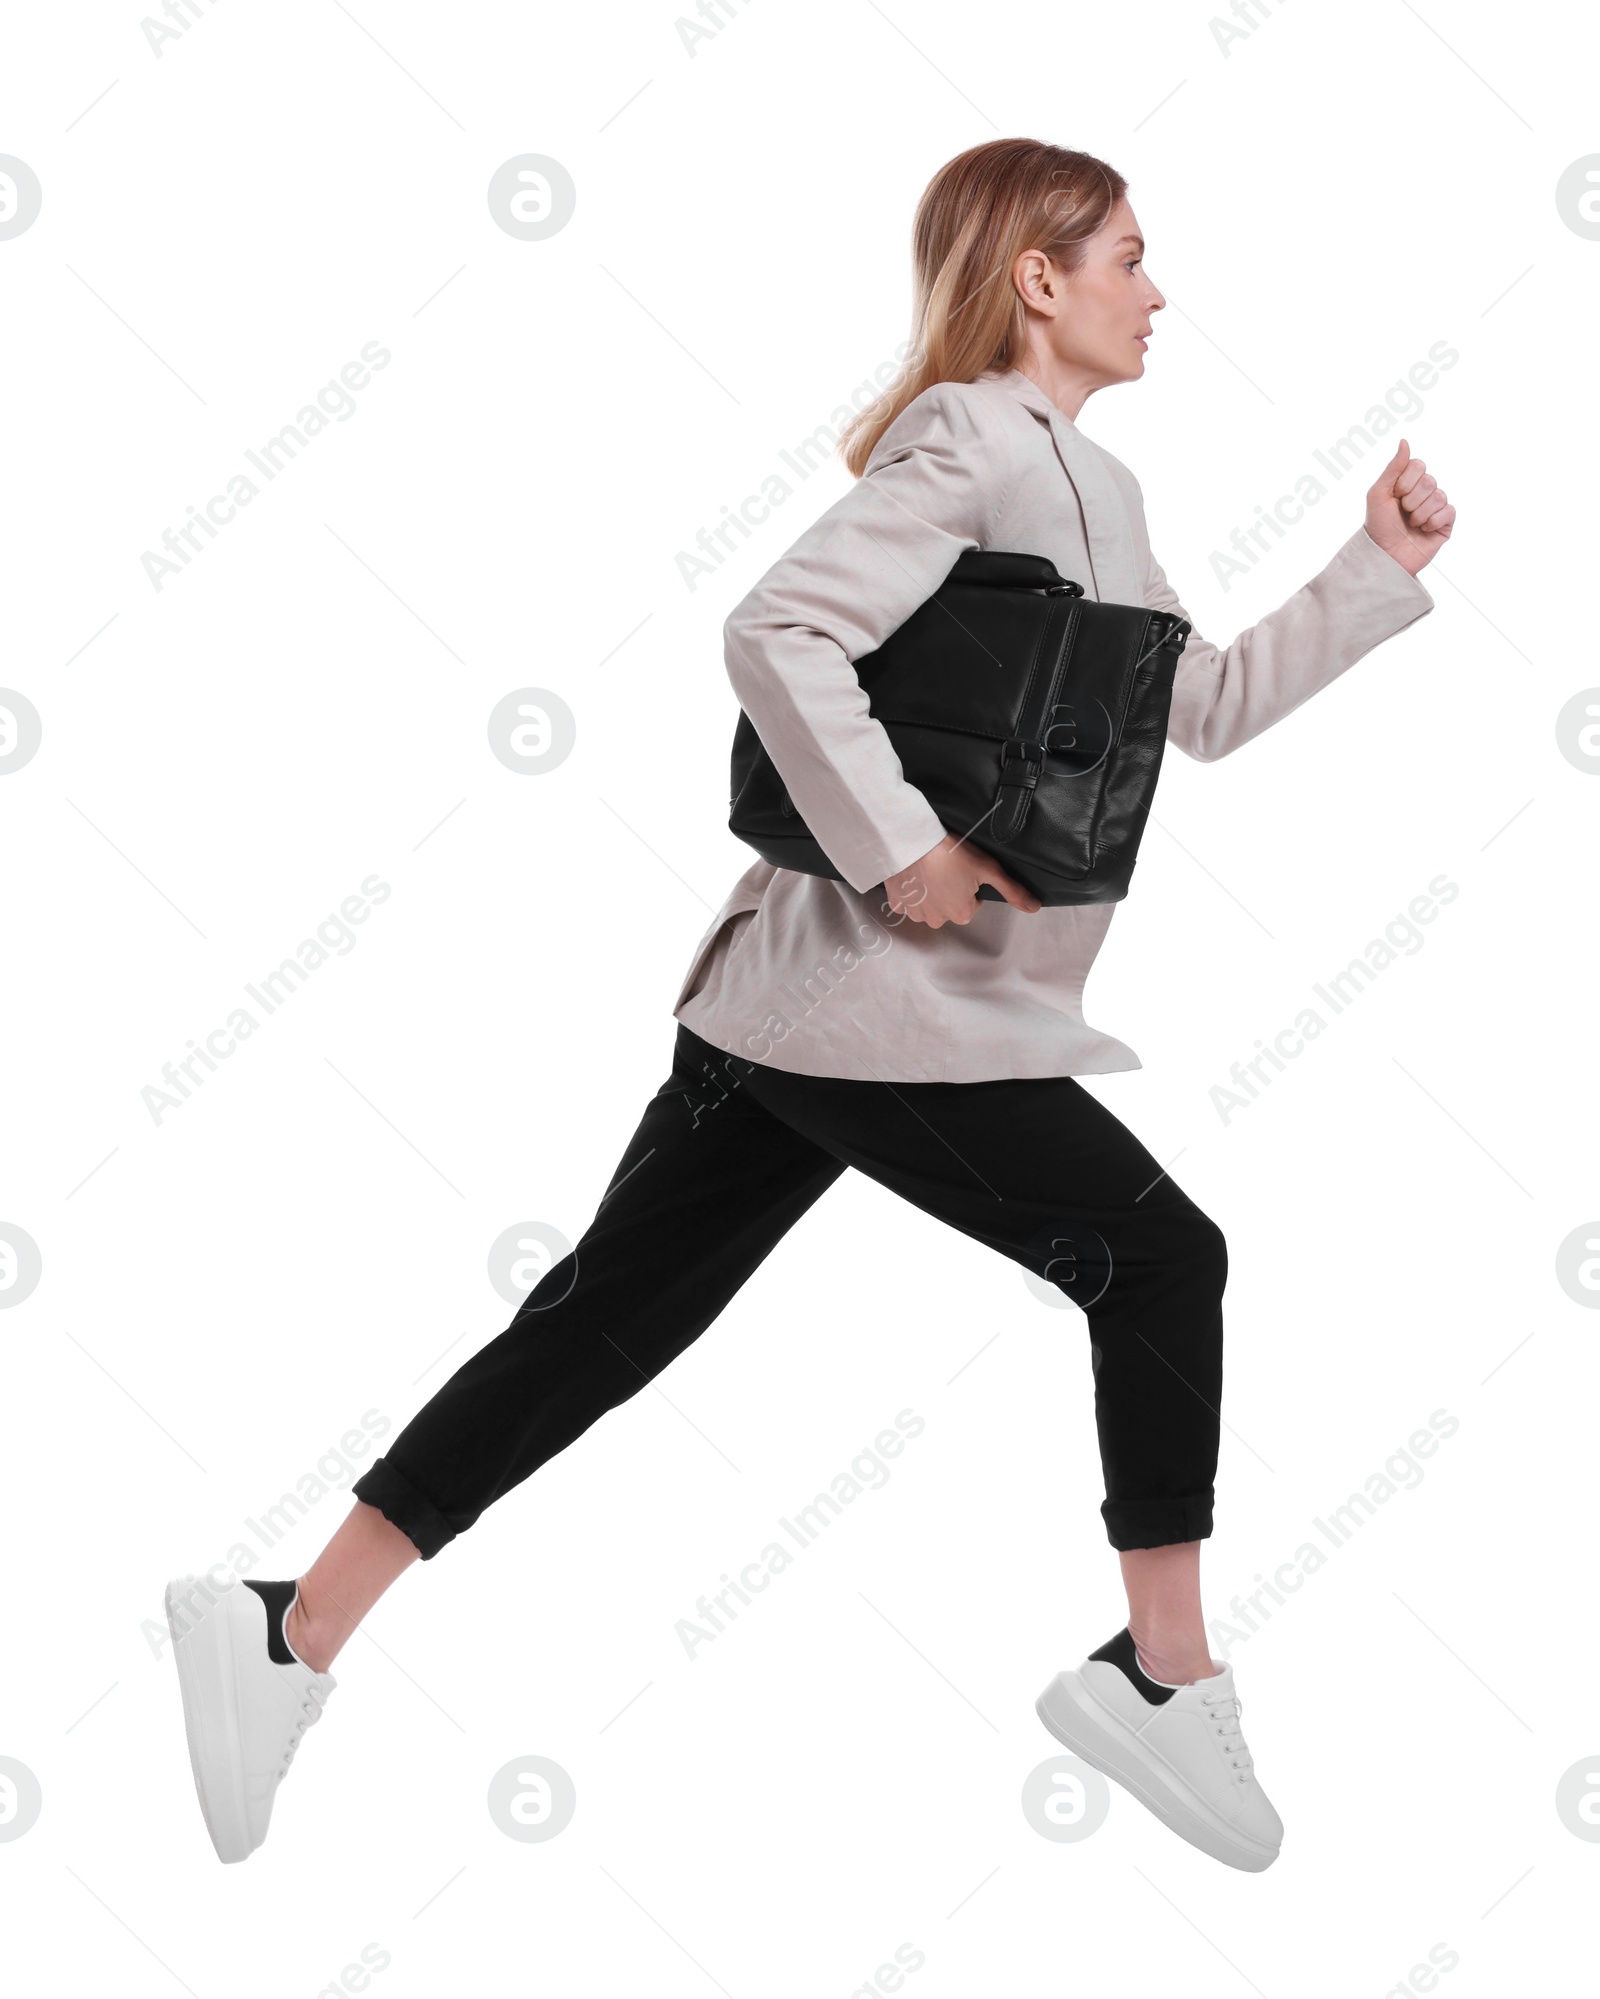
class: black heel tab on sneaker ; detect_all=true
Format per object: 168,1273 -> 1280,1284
1089,1626 -> 1178,1705
243,1578 -> 299,1665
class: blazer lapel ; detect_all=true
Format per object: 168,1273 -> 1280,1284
987,368 -> 1147,606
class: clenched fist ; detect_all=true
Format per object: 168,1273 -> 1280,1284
1365,438 -> 1455,575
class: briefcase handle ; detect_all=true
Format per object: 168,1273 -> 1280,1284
948,549 -> 1085,596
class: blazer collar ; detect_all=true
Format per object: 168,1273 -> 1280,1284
978,367 -> 1145,605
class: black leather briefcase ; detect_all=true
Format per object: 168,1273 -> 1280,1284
727,548 -> 1191,905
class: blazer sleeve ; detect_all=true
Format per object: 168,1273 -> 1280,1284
1135,508 -> 1436,763
722,381 -> 1015,893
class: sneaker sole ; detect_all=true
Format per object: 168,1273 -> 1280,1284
165,1579 -> 253,1864
1035,1668 -> 1280,1872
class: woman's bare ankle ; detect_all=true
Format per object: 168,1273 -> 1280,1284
285,1584 -> 348,1676
1128,1626 -> 1216,1685
282,1500 -> 421,1675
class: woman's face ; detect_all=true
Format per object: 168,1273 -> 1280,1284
1015,195 -> 1166,395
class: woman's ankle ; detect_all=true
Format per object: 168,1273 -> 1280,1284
1128,1624 -> 1215,1685
285,1589 -> 342,1676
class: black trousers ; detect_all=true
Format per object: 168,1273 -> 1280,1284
352,1024 -> 1227,1556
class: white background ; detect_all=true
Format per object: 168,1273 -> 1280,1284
3,0 -> 1597,1992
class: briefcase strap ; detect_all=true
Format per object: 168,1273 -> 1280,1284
992,595 -> 1079,839
992,738 -> 1048,839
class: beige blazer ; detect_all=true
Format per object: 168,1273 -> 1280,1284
672,366 -> 1435,1084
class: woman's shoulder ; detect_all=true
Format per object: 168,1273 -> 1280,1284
865,373 -> 1040,472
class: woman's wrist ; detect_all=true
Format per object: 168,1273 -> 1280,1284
1360,520 -> 1426,578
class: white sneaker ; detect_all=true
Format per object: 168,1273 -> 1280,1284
1035,1626 -> 1283,1871
164,1573 -> 337,1863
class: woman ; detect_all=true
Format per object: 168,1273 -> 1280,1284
164,138 -> 1452,1873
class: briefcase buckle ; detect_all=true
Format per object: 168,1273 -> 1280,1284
999,738 -> 1046,789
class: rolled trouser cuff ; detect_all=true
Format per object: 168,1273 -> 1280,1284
1101,1491 -> 1214,1551
351,1455 -> 457,1561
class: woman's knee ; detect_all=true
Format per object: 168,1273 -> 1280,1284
1188,1209 -> 1229,1301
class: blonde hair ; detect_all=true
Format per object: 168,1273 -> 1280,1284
838,139 -> 1128,478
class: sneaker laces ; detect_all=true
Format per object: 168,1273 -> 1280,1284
1200,1687 -> 1255,1784
277,1679 -> 331,1780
